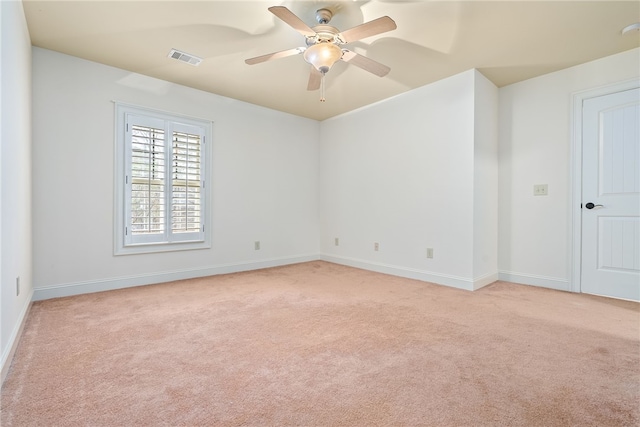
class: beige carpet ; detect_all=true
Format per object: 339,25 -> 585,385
2,261 -> 639,426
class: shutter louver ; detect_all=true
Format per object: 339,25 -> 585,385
172,131 -> 202,233
130,124 -> 166,235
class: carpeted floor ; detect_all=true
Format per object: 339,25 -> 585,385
1,261 -> 639,426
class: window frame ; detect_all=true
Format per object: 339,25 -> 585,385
114,102 -> 212,255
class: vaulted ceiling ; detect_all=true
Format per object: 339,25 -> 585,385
23,0 -> 640,120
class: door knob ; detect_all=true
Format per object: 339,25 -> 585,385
585,202 -> 603,209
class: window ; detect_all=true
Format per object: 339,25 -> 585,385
115,103 -> 211,255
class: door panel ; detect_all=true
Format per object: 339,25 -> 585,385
598,217 -> 639,271
581,87 -> 640,301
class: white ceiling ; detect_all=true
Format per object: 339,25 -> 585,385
23,0 -> 640,121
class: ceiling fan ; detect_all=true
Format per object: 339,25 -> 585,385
245,6 -> 397,101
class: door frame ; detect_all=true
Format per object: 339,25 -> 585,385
569,79 -> 640,293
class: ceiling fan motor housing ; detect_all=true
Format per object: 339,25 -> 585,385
305,25 -> 343,46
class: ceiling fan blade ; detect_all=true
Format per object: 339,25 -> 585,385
340,16 -> 397,43
245,47 -> 304,65
307,67 -> 322,91
341,50 -> 390,77
268,6 -> 316,38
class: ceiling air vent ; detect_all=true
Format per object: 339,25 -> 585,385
168,49 -> 202,66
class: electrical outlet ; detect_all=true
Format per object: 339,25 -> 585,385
254,241 -> 260,250
427,248 -> 434,259
533,184 -> 548,196
334,237 -> 339,246
16,277 -> 20,296
374,242 -> 379,251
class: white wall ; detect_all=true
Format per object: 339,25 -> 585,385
498,48 -> 640,290
319,69 -> 498,290
1,0 -> 33,379
472,70 -> 499,286
31,48 -> 320,299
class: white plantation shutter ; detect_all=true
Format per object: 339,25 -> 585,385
130,122 -> 166,237
117,104 -> 210,253
171,127 -> 202,236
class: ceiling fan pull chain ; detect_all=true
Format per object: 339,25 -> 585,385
320,73 -> 326,102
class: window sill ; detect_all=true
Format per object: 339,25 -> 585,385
114,240 -> 211,256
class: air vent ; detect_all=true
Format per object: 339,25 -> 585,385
167,49 -> 203,66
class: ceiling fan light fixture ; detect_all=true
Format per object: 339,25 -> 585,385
303,43 -> 343,74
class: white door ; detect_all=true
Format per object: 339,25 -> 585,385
581,87 -> 640,301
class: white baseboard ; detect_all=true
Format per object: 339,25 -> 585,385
1,288 -> 34,385
33,254 -> 320,301
498,271 -> 570,292
320,254 -> 496,291
32,258 -> 566,302
473,272 -> 500,290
